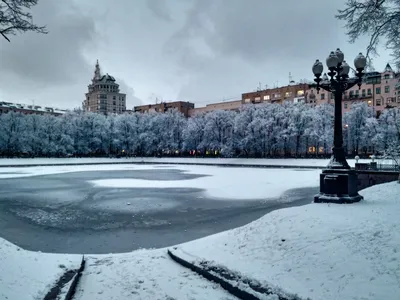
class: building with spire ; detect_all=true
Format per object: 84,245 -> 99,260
83,60 -> 127,114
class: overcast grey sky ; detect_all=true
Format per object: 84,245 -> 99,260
0,0 -> 392,110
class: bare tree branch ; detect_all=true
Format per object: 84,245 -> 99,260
336,0 -> 400,69
0,0 -> 47,42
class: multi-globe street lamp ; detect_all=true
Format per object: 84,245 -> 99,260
312,48 -> 366,203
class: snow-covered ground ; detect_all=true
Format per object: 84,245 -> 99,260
0,239 -> 235,300
0,238 -> 81,300
0,156 -> 374,167
175,182 -> 400,300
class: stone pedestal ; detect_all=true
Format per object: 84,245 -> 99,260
314,169 -> 363,204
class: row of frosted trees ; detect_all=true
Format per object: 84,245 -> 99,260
0,102 -> 399,158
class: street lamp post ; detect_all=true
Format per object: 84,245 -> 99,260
312,48 -> 366,203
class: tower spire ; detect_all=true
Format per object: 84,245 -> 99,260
93,59 -> 101,81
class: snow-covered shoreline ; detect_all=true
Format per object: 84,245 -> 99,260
0,156 -> 373,167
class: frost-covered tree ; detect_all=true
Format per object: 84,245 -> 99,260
23,113 -> 44,156
310,104 -> 334,156
114,113 -> 140,155
286,103 -> 313,157
1,102 -> 399,159
0,112 -> 25,156
202,110 -> 235,156
343,102 -> 375,155
234,105 -> 257,157
182,113 -> 205,154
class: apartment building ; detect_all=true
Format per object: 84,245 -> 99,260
241,83 -> 310,105
83,60 -> 126,115
134,101 -> 195,118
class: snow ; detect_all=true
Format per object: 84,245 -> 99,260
175,182 -> 400,300
1,161 -> 399,299
0,238 -> 81,300
74,249 -> 236,300
90,165 -> 321,200
0,239 -> 235,300
0,157 -> 373,167
0,164 -> 157,179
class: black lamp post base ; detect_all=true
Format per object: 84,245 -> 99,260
314,169 -> 363,204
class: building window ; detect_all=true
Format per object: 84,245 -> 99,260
367,88 -> 372,95
255,96 -> 261,102
362,89 -> 366,97
263,95 -> 270,100
297,90 -> 304,96
344,103 -> 348,109
355,90 -> 359,97
113,96 -> 116,100
330,93 -> 334,99
113,101 -> 116,105
376,87 -> 381,94
349,91 -> 354,98
385,86 -> 390,93
321,93 -> 325,100
285,92 -> 292,98
244,98 -> 251,103
384,74 -> 390,79
377,99 -> 381,106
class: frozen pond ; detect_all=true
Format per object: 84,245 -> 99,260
0,166 -> 318,254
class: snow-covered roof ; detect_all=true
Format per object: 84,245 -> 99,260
0,101 -> 67,114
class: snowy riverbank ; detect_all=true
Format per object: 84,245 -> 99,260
175,181 -> 400,300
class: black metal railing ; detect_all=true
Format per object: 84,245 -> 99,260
356,162 -> 400,171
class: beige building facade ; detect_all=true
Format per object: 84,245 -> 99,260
188,100 -> 242,116
83,60 -> 126,115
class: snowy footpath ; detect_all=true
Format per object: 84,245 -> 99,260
73,250 -> 235,300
